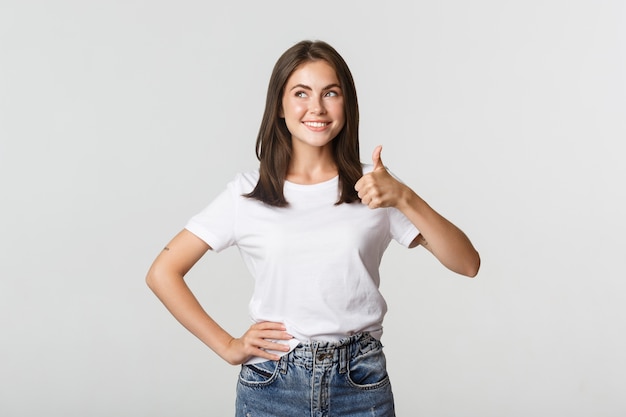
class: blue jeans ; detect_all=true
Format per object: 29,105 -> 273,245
235,332 -> 395,417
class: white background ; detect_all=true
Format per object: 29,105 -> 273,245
1,1 -> 625,416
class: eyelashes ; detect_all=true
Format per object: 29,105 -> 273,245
294,90 -> 340,98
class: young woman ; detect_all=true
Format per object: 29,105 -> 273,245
146,40 -> 480,417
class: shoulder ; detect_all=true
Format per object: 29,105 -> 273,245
226,169 -> 260,194
192,170 -> 257,204
211,169 -> 259,198
234,169 -> 260,187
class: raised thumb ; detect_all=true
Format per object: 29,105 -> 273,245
372,145 -> 384,170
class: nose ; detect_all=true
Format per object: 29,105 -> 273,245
309,96 -> 327,115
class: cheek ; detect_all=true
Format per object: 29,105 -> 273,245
332,104 -> 346,126
329,100 -> 345,117
282,98 -> 305,118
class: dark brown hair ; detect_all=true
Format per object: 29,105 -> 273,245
245,40 -> 361,207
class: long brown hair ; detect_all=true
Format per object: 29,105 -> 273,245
245,40 -> 361,207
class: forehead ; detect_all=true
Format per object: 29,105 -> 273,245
285,60 -> 340,87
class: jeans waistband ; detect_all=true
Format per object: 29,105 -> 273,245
278,332 -> 382,375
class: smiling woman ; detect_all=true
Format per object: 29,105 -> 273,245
280,60 -> 346,160
247,40 -> 363,208
145,39 -> 480,417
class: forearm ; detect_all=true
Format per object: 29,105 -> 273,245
146,270 -> 235,361
397,186 -> 480,277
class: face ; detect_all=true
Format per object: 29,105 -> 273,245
280,60 -> 345,151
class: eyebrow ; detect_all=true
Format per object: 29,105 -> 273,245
289,83 -> 342,91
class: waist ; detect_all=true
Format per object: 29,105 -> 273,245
287,332 -> 383,367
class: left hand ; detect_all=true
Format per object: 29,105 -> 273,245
355,145 -> 407,209
356,146 -> 481,277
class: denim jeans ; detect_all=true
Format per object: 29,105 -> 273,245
235,332 -> 395,417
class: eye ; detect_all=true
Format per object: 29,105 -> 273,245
295,91 -> 308,98
324,90 -> 339,97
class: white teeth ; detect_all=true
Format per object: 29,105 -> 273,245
304,121 -> 328,128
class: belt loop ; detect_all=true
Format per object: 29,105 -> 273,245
339,344 -> 348,374
278,354 -> 288,374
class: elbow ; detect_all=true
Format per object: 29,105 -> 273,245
465,267 -> 479,278
440,249 -> 481,278
464,251 -> 481,278
145,265 -> 164,292
145,270 -> 157,291
146,264 -> 185,293
450,250 -> 480,278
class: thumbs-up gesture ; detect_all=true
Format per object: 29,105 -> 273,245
355,145 -> 407,209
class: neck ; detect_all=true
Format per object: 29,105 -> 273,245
287,143 -> 337,185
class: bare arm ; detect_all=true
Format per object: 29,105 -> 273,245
399,190 -> 480,277
355,146 -> 480,277
145,229 -> 292,365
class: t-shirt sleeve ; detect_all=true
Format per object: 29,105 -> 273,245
184,179 -> 239,253
388,207 -> 419,248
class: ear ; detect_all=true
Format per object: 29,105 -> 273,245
278,106 -> 284,118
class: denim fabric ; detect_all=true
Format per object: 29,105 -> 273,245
235,333 -> 395,417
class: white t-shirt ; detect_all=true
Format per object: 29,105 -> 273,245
185,165 -> 418,361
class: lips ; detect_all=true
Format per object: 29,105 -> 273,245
303,121 -> 330,128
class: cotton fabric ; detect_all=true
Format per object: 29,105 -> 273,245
185,165 -> 418,363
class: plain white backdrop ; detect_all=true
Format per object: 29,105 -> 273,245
1,1 -> 625,416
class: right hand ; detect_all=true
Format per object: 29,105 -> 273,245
223,321 -> 293,365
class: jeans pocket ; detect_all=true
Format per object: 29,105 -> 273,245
238,360 -> 280,388
346,348 -> 390,390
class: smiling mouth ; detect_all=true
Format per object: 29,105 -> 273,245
303,121 -> 330,128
